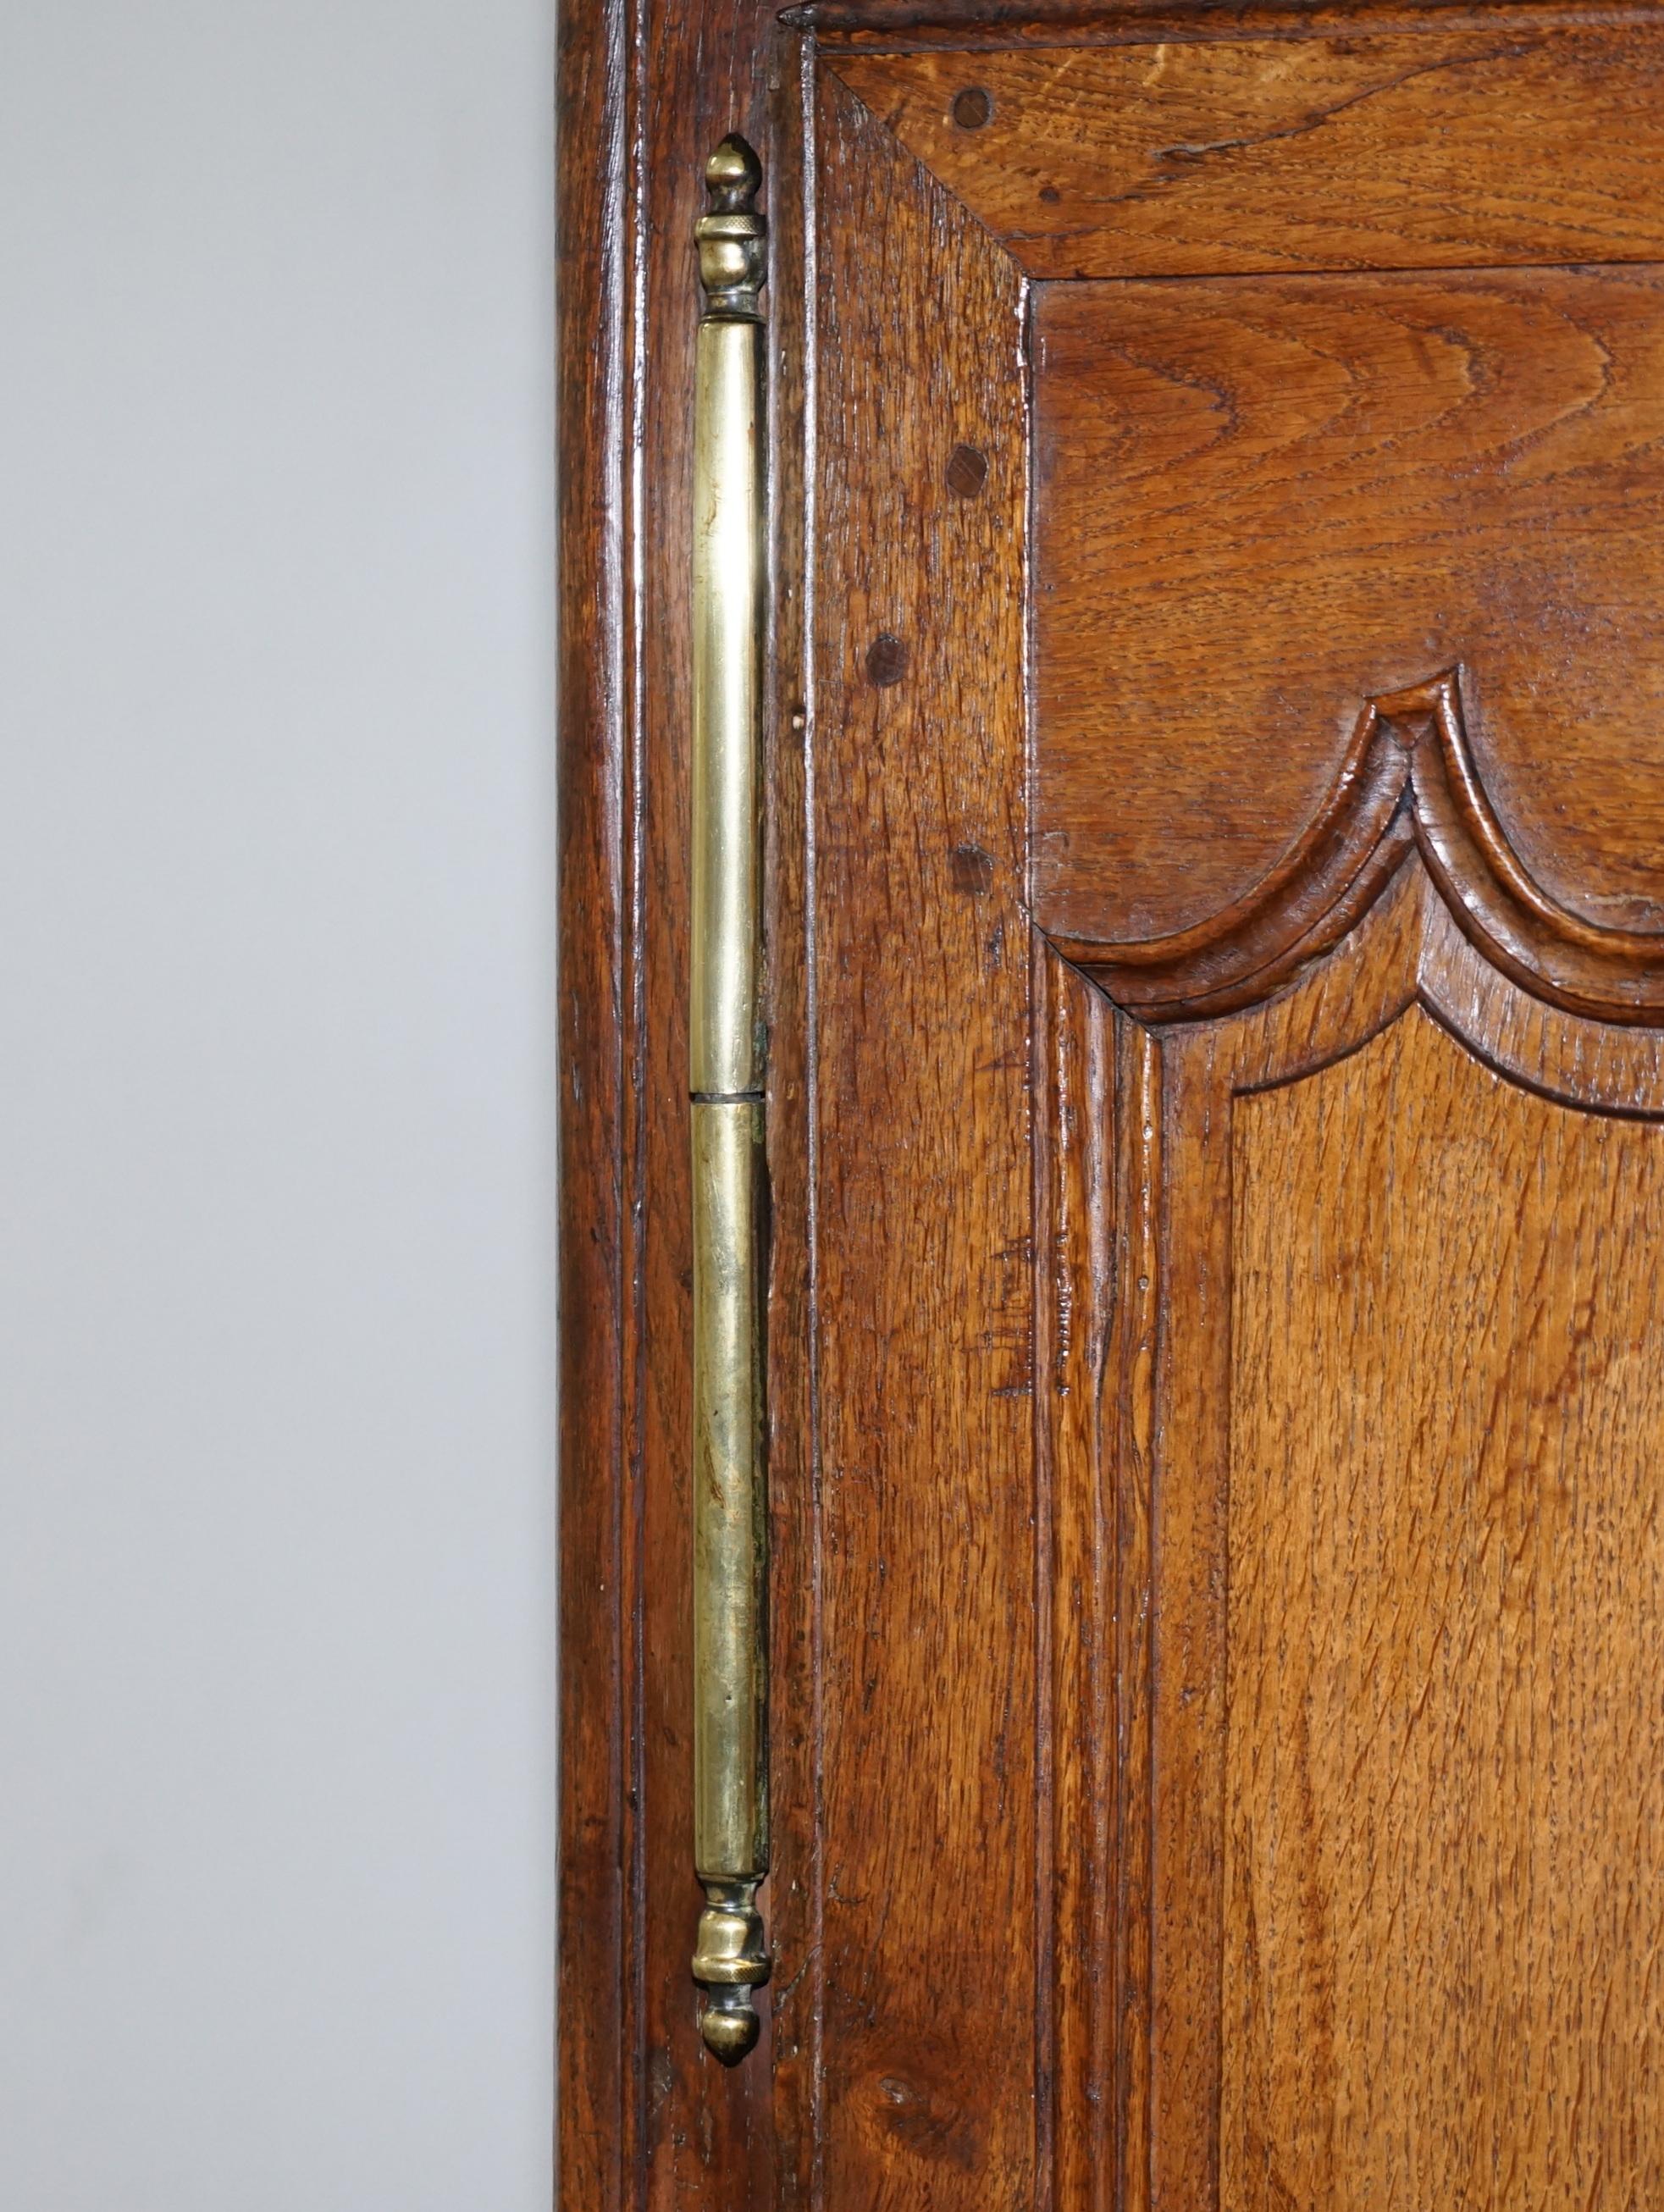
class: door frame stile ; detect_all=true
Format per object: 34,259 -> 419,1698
558,2 -> 800,2204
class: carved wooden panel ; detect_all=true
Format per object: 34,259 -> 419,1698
1032,268 -> 1664,950
564,8 -> 1664,2205
1005,19 -> 1664,2189
1070,670 -> 1664,1027
813,20 -> 1664,2206
1043,851 -> 1664,2209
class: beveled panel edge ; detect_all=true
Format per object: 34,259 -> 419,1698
1031,761 -> 1664,2210
1070,855 -> 1664,2206
1034,943 -> 1160,2207
1057,670 -> 1664,1030
1416,894 -> 1664,1119
1031,668 -> 1664,2212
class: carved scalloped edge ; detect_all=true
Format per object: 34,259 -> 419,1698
1059,669 -> 1664,1026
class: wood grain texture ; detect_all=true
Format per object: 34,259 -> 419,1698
1225,1003 -> 1664,2211
556,1 -> 628,2202
1033,266 -> 1664,950
810,63 -> 1037,2209
564,7 -> 1664,2204
972,871 -> 1664,2212
760,38 -> 820,2212
801,0 -> 1664,42
831,29 -> 1664,277
1058,862 -> 1664,2208
1070,672 -> 1664,1026
1037,944 -> 1110,2212
557,2 -> 797,2204
1039,948 -> 1158,2212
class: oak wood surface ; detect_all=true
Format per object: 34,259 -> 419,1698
832,29 -> 1664,277
557,3 -> 793,2206
801,0 -> 1664,40
1050,863 -> 1664,2204
806,65 -> 1039,2207
561,7 -> 1664,2204
1033,267 -> 1664,952
1226,1002 -> 1664,2209
1067,672 -> 1664,1026
760,44 -> 819,2212
1039,951 -> 1158,2212
555,1 -> 628,2199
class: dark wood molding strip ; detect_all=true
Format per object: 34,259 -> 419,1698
789,0 -> 1664,46
556,0 -> 632,2204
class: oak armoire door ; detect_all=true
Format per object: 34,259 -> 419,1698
558,7 -> 1664,2208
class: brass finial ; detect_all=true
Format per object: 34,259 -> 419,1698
696,134 -> 766,322
692,1882 -> 769,2062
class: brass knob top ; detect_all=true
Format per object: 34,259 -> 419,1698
705,134 -> 760,199
696,133 -> 766,321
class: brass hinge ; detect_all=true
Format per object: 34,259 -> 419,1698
689,134 -> 769,2065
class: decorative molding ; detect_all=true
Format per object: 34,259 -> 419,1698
791,0 -> 1650,43
1060,670 -> 1664,1028
1037,810 -> 1664,2198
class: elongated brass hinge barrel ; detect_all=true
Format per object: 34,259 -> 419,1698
689,132 -> 768,2065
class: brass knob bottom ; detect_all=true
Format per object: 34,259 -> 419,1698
692,1883 -> 768,2063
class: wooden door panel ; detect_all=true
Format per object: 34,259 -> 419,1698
831,31 -> 1664,279
563,12 -> 1664,2205
1034,267 -> 1664,949
1042,864 -> 1664,2210
1226,998 -> 1664,2210
810,26 -> 1664,2207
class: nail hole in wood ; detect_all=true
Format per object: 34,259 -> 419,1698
946,443 -> 989,500
951,86 -> 992,130
950,843 -> 995,895
865,633 -> 909,688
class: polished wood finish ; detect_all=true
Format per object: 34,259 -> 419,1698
832,30 -> 1664,277
1227,1003 -> 1664,2209
798,0 -> 1657,40
1033,267 -> 1664,952
1042,857 -> 1664,2208
810,65 -> 1038,2202
557,1 -> 794,2204
1065,672 -> 1664,1026
555,0 -> 628,2197
561,6 -> 1664,2204
1037,949 -> 1157,2212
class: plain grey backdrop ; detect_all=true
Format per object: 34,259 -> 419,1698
0,4 -> 558,2204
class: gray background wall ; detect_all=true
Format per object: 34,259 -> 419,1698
0,5 -> 557,2204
